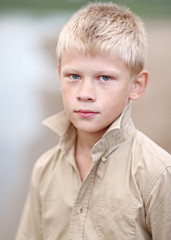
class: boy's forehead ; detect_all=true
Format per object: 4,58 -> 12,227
60,47 -> 123,64
60,48 -> 131,77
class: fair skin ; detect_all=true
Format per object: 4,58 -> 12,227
58,48 -> 148,181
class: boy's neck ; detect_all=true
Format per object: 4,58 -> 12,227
76,128 -> 107,151
75,129 -> 107,181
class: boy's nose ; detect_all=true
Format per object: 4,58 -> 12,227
76,79 -> 96,102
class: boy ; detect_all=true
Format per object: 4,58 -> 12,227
16,2 -> 171,240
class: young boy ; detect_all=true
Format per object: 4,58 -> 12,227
16,2 -> 171,240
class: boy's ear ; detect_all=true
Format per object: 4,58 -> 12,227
129,70 -> 149,101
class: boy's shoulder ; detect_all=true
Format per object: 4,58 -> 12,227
31,145 -> 61,189
134,129 -> 171,166
132,129 -> 171,202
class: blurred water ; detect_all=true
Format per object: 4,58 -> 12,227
0,12 -> 69,239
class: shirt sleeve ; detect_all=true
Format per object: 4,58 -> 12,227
145,166 -> 171,239
15,179 -> 43,240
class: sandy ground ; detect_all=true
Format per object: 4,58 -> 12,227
132,21 -> 171,153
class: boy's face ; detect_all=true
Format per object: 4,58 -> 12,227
58,49 -> 136,136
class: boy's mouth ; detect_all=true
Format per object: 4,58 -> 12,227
75,109 -> 99,118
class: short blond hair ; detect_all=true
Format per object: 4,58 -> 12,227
57,2 -> 147,75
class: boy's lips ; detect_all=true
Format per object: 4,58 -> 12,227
75,109 -> 99,118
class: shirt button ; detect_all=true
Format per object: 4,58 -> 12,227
77,207 -> 83,214
101,156 -> 107,162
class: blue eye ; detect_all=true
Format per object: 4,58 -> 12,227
70,74 -> 80,80
100,76 -> 111,81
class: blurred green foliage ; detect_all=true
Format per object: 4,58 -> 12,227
0,0 -> 171,19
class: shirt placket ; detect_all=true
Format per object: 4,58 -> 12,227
69,160 -> 100,240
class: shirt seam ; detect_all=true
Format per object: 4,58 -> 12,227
135,133 -> 171,203
144,165 -> 171,205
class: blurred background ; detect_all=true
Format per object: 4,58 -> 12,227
0,0 -> 171,239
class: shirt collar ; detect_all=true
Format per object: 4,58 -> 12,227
42,111 -> 72,137
42,103 -> 135,155
42,103 -> 131,136
106,102 -> 131,132
91,103 -> 135,156
42,111 -> 76,153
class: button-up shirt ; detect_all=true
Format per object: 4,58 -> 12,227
16,105 -> 171,240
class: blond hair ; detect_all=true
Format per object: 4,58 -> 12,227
57,2 -> 147,75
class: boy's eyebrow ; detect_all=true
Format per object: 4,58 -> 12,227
97,69 -> 120,76
61,67 -> 79,73
61,67 -> 121,76
61,67 -> 83,76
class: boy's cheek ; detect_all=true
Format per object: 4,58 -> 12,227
57,64 -> 61,76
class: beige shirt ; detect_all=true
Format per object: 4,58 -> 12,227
16,105 -> 171,240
